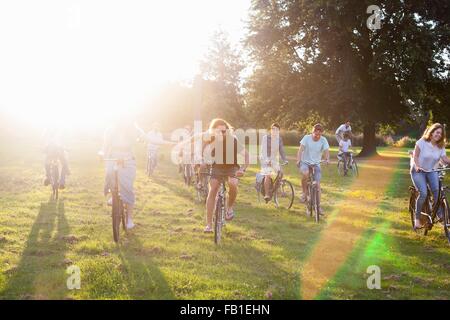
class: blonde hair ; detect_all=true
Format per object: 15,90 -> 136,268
422,123 -> 446,149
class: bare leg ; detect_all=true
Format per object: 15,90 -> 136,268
301,171 -> 309,195
263,176 -> 271,198
227,178 -> 238,211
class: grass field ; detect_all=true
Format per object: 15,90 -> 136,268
0,136 -> 449,300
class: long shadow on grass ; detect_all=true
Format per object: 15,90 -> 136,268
221,202 -> 326,299
151,175 -> 195,202
0,199 -> 70,299
116,233 -> 175,299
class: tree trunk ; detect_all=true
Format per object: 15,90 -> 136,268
359,122 -> 378,157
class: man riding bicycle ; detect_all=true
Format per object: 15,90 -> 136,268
43,127 -> 70,189
297,123 -> 330,214
137,122 -> 172,170
260,123 -> 288,202
335,120 -> 352,144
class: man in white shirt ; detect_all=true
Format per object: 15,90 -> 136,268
335,121 -> 352,144
296,124 -> 330,213
137,123 -> 172,172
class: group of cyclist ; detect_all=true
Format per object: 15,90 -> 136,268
41,117 -> 449,238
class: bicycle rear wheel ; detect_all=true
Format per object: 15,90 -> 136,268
337,160 -> 344,176
274,179 -> 294,210
112,193 -> 121,242
442,198 -> 450,244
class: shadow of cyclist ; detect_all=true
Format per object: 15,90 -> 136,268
0,199 -> 70,299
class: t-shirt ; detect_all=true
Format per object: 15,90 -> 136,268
335,124 -> 352,136
413,138 -> 446,171
300,135 -> 330,164
339,140 -> 352,153
145,130 -> 165,152
208,135 -> 245,169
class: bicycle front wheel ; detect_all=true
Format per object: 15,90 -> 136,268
112,193 -> 121,242
442,198 -> 450,244
313,186 -> 320,223
214,197 -> 223,245
337,160 -> 344,176
274,179 -> 294,210
350,160 -> 359,177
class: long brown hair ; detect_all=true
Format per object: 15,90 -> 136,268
422,123 -> 446,149
208,118 -> 233,132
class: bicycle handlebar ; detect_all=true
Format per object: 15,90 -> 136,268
418,167 -> 450,174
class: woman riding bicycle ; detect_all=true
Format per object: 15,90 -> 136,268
411,123 -> 450,229
260,123 -> 288,202
203,119 -> 249,233
102,117 -> 139,230
175,118 -> 249,232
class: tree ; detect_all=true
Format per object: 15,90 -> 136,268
198,30 -> 246,127
246,0 -> 450,155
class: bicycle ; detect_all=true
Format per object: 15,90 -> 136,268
182,163 -> 194,186
302,160 -> 326,223
104,157 -> 133,243
146,149 -> 158,176
408,166 -> 450,244
49,158 -> 60,201
206,171 -> 238,245
256,161 -> 294,210
195,165 -> 210,204
337,151 -> 358,177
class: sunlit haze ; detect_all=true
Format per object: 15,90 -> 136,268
0,0 -> 250,129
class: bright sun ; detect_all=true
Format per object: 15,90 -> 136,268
0,0 -> 249,129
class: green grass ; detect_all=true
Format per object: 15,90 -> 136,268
0,137 -> 449,300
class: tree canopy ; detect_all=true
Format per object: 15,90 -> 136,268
245,0 -> 450,154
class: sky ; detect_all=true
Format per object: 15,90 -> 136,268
0,0 -> 251,128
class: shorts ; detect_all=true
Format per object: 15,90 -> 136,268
211,166 -> 239,180
260,162 -> 281,176
299,163 -> 321,182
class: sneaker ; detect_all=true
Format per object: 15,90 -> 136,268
414,219 -> 424,229
127,219 -> 135,230
204,225 -> 213,233
300,193 -> 307,203
264,195 -> 271,203
319,207 -> 325,216
225,209 -> 235,221
44,178 -> 50,186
